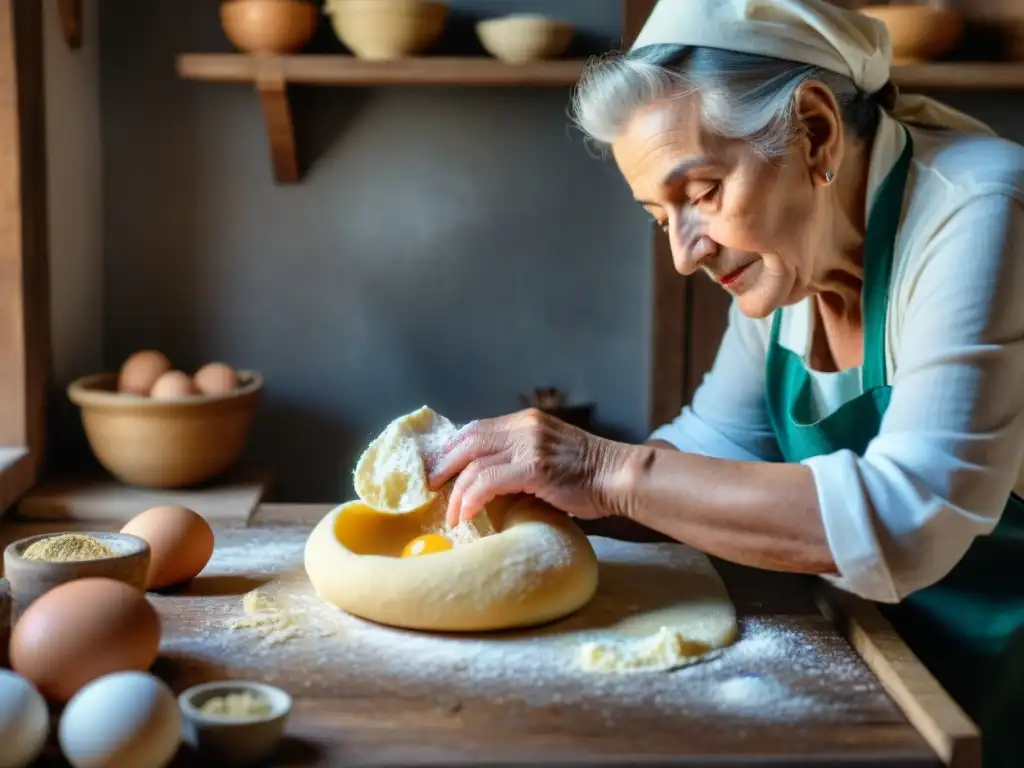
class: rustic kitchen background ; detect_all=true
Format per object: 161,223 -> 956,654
42,0 -> 1024,501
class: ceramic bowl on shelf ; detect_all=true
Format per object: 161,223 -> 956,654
324,0 -> 449,61
220,0 -> 320,55
476,14 -> 574,64
67,370 -> 263,489
858,4 -> 964,64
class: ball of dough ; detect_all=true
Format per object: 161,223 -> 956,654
305,495 -> 599,632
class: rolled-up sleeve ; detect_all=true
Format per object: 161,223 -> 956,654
808,195 -> 1024,603
650,301 -> 783,463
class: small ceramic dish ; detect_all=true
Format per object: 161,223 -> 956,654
179,680 -> 292,765
3,532 -> 150,620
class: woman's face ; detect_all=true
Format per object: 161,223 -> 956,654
611,94 -> 838,319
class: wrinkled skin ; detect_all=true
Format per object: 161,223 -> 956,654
430,83 -> 868,525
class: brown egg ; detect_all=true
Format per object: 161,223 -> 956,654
117,350 -> 171,396
193,362 -> 239,395
121,505 -> 215,589
10,578 -> 161,702
149,370 -> 198,399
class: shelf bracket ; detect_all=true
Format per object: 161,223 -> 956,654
57,0 -> 82,49
255,65 -> 300,184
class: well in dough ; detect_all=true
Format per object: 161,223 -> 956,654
353,405 -> 458,514
304,494 -> 600,632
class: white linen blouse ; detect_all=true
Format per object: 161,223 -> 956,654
650,111 -> 1024,604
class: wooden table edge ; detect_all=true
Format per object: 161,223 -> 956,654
815,584 -> 981,768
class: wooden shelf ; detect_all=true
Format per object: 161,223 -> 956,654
175,54 -> 1024,185
891,62 -> 1024,89
176,54 -> 588,184
177,54 -> 588,87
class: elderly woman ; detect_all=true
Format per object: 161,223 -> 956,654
429,0 -> 1024,763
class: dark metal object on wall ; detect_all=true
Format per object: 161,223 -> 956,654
521,387 -> 595,432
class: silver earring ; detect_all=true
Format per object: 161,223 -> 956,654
824,170 -> 835,185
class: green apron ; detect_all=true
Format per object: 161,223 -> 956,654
764,128 -> 1024,767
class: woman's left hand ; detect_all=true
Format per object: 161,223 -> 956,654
426,408 -> 630,527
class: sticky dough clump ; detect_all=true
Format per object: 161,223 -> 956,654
353,406 -> 458,514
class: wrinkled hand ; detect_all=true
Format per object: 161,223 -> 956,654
426,408 -> 630,527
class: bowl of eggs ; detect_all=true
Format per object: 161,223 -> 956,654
67,350 -> 263,488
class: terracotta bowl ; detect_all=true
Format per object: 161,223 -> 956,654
67,370 -> 263,489
324,0 -> 449,61
476,14 -> 574,64
859,4 -> 964,64
220,0 -> 320,55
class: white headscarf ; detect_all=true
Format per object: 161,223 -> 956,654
631,0 -> 994,136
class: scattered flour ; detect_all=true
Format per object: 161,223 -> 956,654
158,531 -> 890,725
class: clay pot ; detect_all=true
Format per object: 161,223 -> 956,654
324,0 -> 449,61
476,14 -> 574,64
859,4 -> 964,64
67,371 -> 263,488
220,0 -> 319,55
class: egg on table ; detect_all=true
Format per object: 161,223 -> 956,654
0,669 -> 49,768
121,505 -> 215,589
117,350 -> 171,396
9,578 -> 161,703
59,671 -> 181,768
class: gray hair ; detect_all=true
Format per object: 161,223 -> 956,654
570,44 -> 883,159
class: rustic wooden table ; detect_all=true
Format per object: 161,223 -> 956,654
0,504 -> 976,767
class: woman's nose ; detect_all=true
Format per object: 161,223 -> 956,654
670,231 -> 716,275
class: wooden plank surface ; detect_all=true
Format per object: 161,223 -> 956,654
12,469 -> 273,524
0,504 -> 945,766
165,506 -> 937,765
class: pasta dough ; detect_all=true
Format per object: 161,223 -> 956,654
573,541 -> 738,672
304,495 -> 599,632
353,406 -> 456,514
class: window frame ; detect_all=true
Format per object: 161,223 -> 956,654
0,0 -> 50,514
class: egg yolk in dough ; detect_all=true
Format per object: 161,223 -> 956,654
401,533 -> 453,558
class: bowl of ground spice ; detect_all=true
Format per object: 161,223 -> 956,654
4,531 -> 150,619
179,680 -> 292,764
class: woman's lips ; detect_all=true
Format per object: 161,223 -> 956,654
718,263 -> 752,286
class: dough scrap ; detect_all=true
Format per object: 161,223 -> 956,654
353,405 -> 456,514
574,540 -> 738,673
304,495 -> 599,633
353,405 -> 495,543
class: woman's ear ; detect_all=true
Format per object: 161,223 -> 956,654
794,81 -> 844,187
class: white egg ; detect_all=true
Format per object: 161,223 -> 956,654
0,668 -> 49,768
58,671 -> 181,768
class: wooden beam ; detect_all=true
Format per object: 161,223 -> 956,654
255,66 -> 299,185
0,0 -> 50,511
622,0 -> 688,430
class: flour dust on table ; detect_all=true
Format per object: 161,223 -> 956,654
156,532 -> 887,723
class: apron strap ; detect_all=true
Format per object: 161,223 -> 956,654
862,128 -> 914,391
